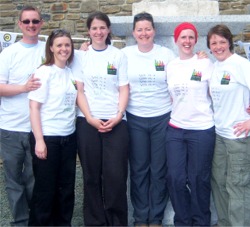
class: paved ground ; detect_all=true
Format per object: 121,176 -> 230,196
0,160 -> 175,227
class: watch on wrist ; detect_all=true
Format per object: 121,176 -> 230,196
117,110 -> 125,117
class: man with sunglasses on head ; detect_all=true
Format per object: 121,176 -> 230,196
0,5 -> 45,226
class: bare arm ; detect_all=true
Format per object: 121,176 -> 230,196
30,100 -> 47,159
0,75 -> 41,96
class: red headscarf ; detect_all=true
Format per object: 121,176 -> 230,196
174,22 -> 198,43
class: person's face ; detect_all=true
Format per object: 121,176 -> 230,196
133,20 -> 155,47
88,18 -> 110,48
18,10 -> 43,41
176,29 -> 196,59
50,36 -> 72,68
209,34 -> 232,61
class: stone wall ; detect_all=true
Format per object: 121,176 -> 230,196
1,0 -> 250,50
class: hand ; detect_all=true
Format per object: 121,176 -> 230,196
196,51 -> 208,59
79,41 -> 90,51
99,115 -> 122,133
233,119 -> 250,137
24,74 -> 41,92
246,106 -> 250,114
87,117 -> 112,133
35,139 -> 47,160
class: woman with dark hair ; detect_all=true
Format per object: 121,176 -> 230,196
71,11 -> 129,226
207,24 -> 250,226
121,12 -> 175,226
28,29 -> 77,226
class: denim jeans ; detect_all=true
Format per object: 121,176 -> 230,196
0,129 -> 34,226
166,126 -> 215,226
127,112 -> 170,225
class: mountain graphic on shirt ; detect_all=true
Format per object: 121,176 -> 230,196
155,60 -> 165,71
107,62 -> 117,75
190,69 -> 202,81
221,72 -> 230,85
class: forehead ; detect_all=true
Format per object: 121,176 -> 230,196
134,20 -> 154,28
21,10 -> 40,19
90,18 -> 107,27
179,29 -> 195,36
210,34 -> 227,41
53,36 -> 71,44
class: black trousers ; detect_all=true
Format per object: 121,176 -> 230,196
28,132 -> 77,226
76,117 -> 129,226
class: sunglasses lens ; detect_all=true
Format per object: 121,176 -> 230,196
21,19 -> 41,24
32,20 -> 41,24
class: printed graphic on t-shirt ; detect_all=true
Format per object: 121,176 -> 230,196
190,69 -> 202,81
91,75 -> 107,95
173,83 -> 189,99
107,62 -> 117,75
155,60 -> 165,71
64,92 -> 76,111
139,74 -> 156,91
221,72 -> 230,85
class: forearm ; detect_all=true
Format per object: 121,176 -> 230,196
30,101 -> 43,142
117,84 -> 129,117
0,84 -> 26,96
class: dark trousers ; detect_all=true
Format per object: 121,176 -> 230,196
76,117 -> 129,226
166,126 -> 215,226
127,112 -> 170,225
28,132 -> 77,226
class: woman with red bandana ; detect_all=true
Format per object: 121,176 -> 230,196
166,22 -> 215,226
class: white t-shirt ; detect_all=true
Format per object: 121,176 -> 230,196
209,53 -> 250,139
122,44 -> 176,117
0,41 -> 45,132
71,46 -> 128,119
167,54 -> 214,130
28,64 -> 77,136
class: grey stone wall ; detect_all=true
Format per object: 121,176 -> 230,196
1,0 -> 250,47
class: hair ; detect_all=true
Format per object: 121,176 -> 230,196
87,11 -> 111,45
133,12 -> 155,30
43,29 -> 74,66
19,5 -> 42,21
207,24 -> 234,52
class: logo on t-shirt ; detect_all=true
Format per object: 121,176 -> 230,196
190,69 -> 202,81
221,72 -> 230,85
155,60 -> 165,71
107,62 -> 117,75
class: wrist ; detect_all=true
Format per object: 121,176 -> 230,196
117,109 -> 125,118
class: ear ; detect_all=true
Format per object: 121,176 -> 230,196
50,46 -> 54,53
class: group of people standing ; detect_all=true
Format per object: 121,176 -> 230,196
0,4 -> 250,227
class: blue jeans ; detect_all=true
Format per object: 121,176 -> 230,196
127,112 -> 170,225
28,132 -> 77,226
0,129 -> 34,226
166,126 -> 215,226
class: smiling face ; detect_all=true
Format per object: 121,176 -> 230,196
50,36 -> 72,68
133,20 -> 155,52
88,18 -> 110,50
176,29 -> 196,59
209,34 -> 232,61
18,10 -> 43,43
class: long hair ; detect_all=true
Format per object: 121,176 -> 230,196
43,29 -> 74,66
87,11 -> 112,45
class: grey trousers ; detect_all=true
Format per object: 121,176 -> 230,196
211,134 -> 250,226
0,129 -> 34,226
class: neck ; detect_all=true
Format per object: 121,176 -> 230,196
21,36 -> 39,45
138,43 -> 154,53
92,43 -> 108,51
